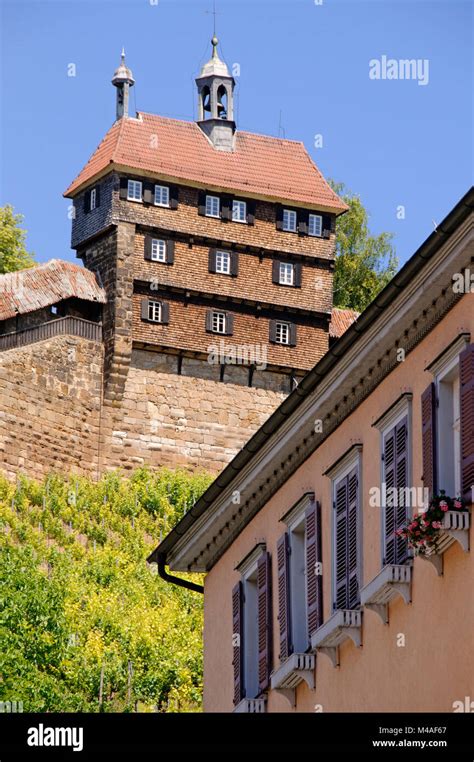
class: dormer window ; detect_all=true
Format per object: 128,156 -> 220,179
205,195 -> 220,218
308,214 -> 323,237
154,185 -> 170,207
127,179 -> 142,202
282,209 -> 297,232
232,200 -> 247,223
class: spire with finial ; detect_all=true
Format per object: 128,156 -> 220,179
111,48 -> 135,120
195,34 -> 236,151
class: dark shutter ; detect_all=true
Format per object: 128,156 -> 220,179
460,344 -> 474,502
205,310 -> 213,332
335,468 -> 359,610
246,200 -> 256,226
143,182 -> 154,205
257,551 -> 272,693
141,300 -> 149,321
306,499 -> 323,640
347,467 -> 359,609
230,251 -> 239,277
225,314 -> 234,336
272,260 -> 280,284
269,320 -> 277,343
95,185 -> 101,208
277,533 -> 291,661
166,240 -> 175,264
294,263 -> 302,288
169,185 -> 179,210
208,248 -> 217,273
289,323 -> 297,347
383,418 -> 409,565
298,210 -> 309,236
83,191 -> 91,214
144,236 -> 152,261
232,582 -> 244,706
221,195 -> 233,222
119,177 -> 128,200
421,383 -> 437,497
276,205 -> 284,231
198,191 -> 206,216
161,302 -> 170,325
322,214 -> 332,239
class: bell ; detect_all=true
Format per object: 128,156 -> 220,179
217,100 -> 227,117
203,94 -> 211,112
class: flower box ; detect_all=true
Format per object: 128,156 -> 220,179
419,510 -> 470,575
310,609 -> 362,667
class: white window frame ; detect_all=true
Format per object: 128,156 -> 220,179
275,321 -> 290,345
154,184 -> 170,207
215,250 -> 231,275
205,194 -> 220,218
90,188 -> 97,211
127,179 -> 142,202
236,544 -> 267,700
279,262 -> 294,286
326,446 -> 363,612
308,214 -> 322,237
151,239 -> 167,263
282,209 -> 297,232
212,311 -> 226,334
148,300 -> 162,323
232,200 -> 247,223
374,395 -> 413,565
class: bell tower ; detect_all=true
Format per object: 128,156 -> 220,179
112,48 -> 135,120
196,36 -> 236,151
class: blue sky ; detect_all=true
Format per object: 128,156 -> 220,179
1,0 -> 472,267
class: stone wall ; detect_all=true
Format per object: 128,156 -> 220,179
0,335 -> 103,481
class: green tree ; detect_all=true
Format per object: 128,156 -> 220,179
330,181 -> 398,312
0,205 -> 35,274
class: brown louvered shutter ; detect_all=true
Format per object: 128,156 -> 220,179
83,190 -> 91,214
161,302 -> 170,324
275,205 -> 284,231
166,240 -> 175,264
277,533 -> 291,661
119,177 -> 128,200
225,314 -> 234,336
140,300 -> 149,321
221,195 -> 233,221
421,382 -> 437,496
269,320 -> 277,343
169,185 -> 179,210
289,323 -> 297,347
144,236 -> 152,261
298,210 -> 309,236
230,251 -> 239,277
460,344 -> 474,502
208,248 -> 217,273
294,264 -> 302,288
143,182 -> 154,205
246,200 -> 256,226
232,582 -> 244,706
384,418 -> 409,565
306,499 -> 323,640
347,467 -> 359,608
205,310 -> 213,332
335,476 -> 349,610
257,551 -> 272,693
322,214 -> 331,239
272,260 -> 280,284
198,191 -> 206,216
383,426 -> 397,565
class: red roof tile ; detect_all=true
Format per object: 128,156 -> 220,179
64,113 -> 348,212
329,307 -> 359,338
0,260 -> 106,321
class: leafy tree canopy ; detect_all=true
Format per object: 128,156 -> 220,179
0,205 -> 35,274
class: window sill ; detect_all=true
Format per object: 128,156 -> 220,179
233,697 -> 267,713
418,510 -> 470,575
360,564 -> 412,624
311,609 -> 362,667
154,203 -> 170,209
270,652 -> 315,707
205,214 -> 221,220
127,198 -> 143,203
232,219 -> 248,224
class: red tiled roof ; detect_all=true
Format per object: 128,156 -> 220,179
329,307 -> 359,338
64,113 -> 348,212
0,260 -> 106,321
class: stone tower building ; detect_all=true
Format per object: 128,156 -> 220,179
0,40 -> 352,480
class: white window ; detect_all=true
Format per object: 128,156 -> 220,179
437,361 -> 461,496
154,185 -> 170,207
279,262 -> 294,286
275,322 -> 290,345
308,214 -> 322,237
127,180 -> 142,202
148,300 -> 162,322
90,188 -> 97,211
216,251 -> 231,275
151,239 -> 167,262
235,545 -> 268,702
212,311 -> 226,334
232,200 -> 247,223
206,195 -> 220,218
282,209 -> 297,232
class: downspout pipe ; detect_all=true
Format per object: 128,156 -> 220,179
155,552 -> 204,594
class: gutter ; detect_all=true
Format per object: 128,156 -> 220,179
150,186 -> 474,574
152,552 -> 204,594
